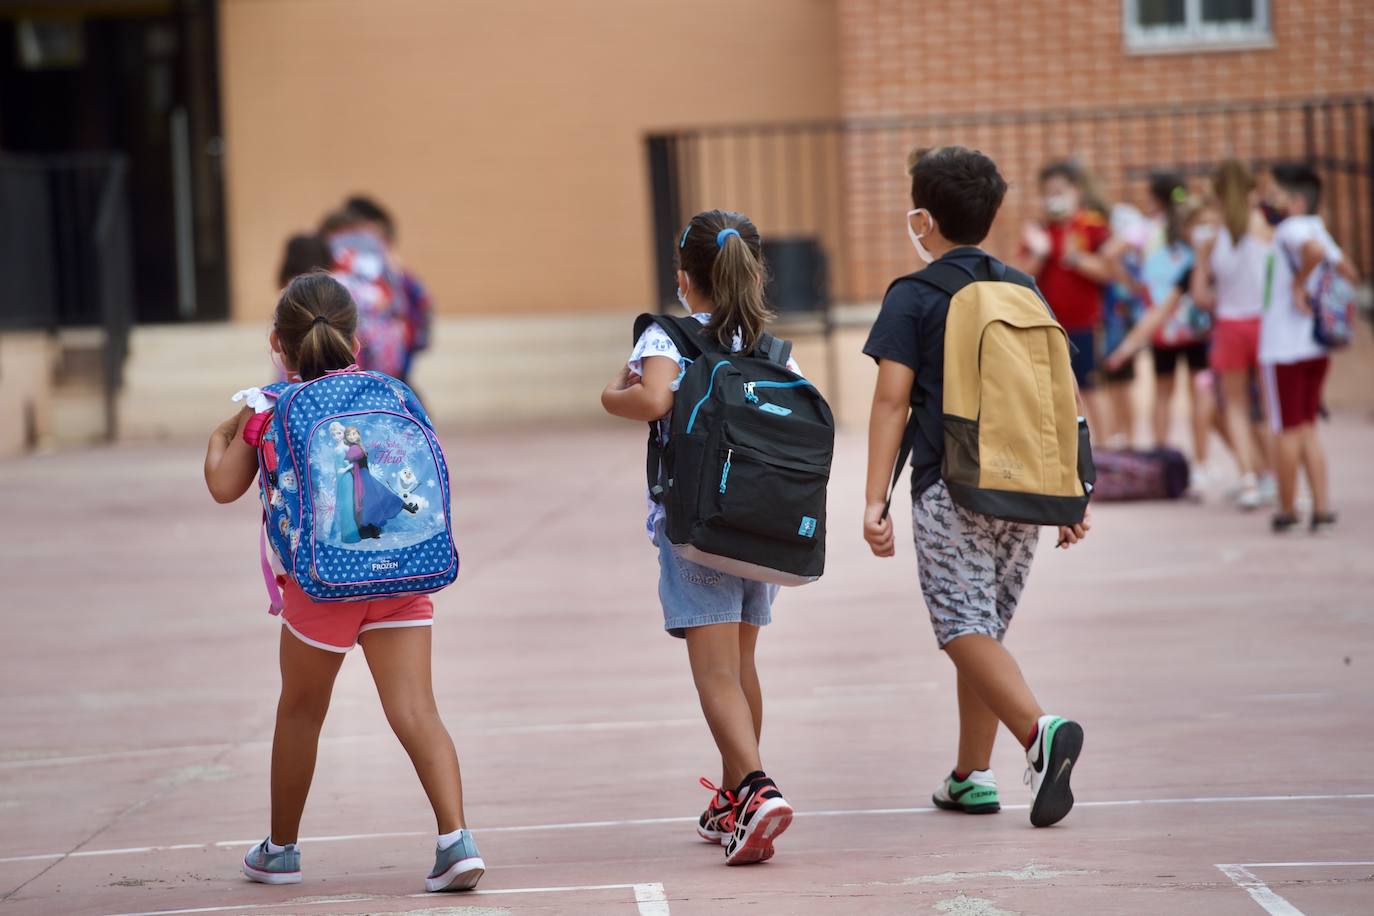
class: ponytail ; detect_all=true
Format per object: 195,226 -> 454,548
1213,159 -> 1254,244
677,210 -> 772,352
273,272 -> 358,380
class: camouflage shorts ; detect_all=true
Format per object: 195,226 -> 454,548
913,480 -> 1040,648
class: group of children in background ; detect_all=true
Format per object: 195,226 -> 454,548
1019,157 -> 1356,532
277,194 -> 434,387
206,146 -> 1356,894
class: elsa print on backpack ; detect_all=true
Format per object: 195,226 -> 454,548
206,273 -> 485,892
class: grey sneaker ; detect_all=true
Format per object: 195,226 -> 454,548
425,831 -> 485,892
241,837 -> 301,885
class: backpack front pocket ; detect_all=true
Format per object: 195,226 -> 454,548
705,441 -> 828,544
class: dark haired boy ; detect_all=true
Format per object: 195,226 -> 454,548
863,146 -> 1088,827
1260,164 -> 1359,534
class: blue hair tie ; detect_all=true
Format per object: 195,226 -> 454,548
716,227 -> 741,248
679,225 -> 692,249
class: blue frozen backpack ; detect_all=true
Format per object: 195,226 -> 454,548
252,367 -> 458,611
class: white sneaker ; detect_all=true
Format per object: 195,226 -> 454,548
932,769 -> 1001,814
1235,473 -> 1262,511
1024,715 -> 1084,828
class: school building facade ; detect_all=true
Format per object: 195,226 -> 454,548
1,0 -> 1370,451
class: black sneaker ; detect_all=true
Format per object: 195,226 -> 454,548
1310,512 -> 1337,536
1271,513 -> 1300,534
723,771 -> 792,866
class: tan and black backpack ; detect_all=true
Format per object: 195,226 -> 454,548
885,257 -> 1094,526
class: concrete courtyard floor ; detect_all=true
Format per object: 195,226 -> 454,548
1,416 -> 1372,916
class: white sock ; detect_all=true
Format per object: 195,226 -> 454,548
265,837 -> 288,854
437,827 -> 465,850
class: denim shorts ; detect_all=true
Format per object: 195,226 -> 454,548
655,521 -> 775,638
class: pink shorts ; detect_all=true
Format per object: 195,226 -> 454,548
280,579 -> 434,653
1209,317 -> 1261,374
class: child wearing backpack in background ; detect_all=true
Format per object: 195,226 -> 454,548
1260,164 -> 1360,534
864,146 -> 1089,828
203,272 -> 484,893
601,210 -> 807,865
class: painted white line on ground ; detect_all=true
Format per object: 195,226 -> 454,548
1216,864 -> 1306,916
633,882 -> 671,916
101,881 -> 668,916
1239,861 -> 1374,868
5,793 -> 1372,867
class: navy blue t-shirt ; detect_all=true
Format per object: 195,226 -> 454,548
862,247 -> 1045,499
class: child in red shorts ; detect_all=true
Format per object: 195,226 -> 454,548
203,273 -> 483,893
1259,164 -> 1360,534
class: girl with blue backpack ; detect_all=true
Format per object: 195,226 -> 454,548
601,210 -> 810,866
203,272 -> 484,893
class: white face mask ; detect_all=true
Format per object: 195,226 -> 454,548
1044,193 -> 1075,220
676,282 -> 691,312
906,209 -> 935,264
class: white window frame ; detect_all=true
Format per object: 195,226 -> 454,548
1123,0 -> 1273,54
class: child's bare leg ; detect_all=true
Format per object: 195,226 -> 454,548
271,629 -> 346,844
686,623 -> 762,788
1153,370 -> 1176,447
722,623 -> 764,787
1299,424 -> 1330,514
1220,370 -> 1256,477
360,626 -> 465,832
1275,427 -> 1303,515
943,634 -> 1044,747
1107,382 -> 1134,447
955,671 -> 999,774
1187,369 -> 1211,465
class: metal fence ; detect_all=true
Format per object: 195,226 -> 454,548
0,152 -> 134,438
646,95 -> 1374,312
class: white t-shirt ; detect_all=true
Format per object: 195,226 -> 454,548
1207,227 -> 1271,321
627,312 -> 801,538
1261,215 -> 1345,365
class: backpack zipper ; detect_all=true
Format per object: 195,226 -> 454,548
748,378 -> 814,390
744,382 -> 758,404
685,360 -> 732,433
719,448 -> 733,494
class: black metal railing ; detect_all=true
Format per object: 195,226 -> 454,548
646,95 -> 1374,311
0,152 -> 134,439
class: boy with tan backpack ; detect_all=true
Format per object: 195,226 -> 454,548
863,145 -> 1092,828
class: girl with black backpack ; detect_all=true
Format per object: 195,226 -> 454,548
600,210 -> 799,866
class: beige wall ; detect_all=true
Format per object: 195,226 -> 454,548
219,0 -> 839,322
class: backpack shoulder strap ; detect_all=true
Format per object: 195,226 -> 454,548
633,312 -> 711,360
754,331 -> 793,368
877,258 -> 988,522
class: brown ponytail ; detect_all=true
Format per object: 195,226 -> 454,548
1213,159 -> 1254,244
678,209 -> 772,352
273,272 -> 358,380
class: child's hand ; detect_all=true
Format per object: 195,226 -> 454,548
212,412 -> 241,446
1022,222 -> 1052,260
608,365 -> 642,391
1103,349 -> 1126,373
1055,505 -> 1092,549
863,502 -> 895,557
1292,283 -> 1312,314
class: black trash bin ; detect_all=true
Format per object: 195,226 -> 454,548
762,237 -> 828,315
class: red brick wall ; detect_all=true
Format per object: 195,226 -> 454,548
837,0 -> 1374,117
833,0 -> 1374,299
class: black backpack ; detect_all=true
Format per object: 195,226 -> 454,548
634,314 -> 835,586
